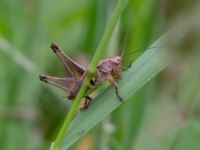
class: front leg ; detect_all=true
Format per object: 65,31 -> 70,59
106,76 -> 124,102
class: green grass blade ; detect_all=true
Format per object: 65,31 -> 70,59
59,32 -> 174,149
0,37 -> 36,73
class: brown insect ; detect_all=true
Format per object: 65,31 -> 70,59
39,42 -> 123,109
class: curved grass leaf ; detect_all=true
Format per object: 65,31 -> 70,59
59,32 -> 174,149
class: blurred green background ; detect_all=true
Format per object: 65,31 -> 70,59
0,0 -> 200,150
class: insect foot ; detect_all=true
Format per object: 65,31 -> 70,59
117,95 -> 124,103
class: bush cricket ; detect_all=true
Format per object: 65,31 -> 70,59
39,43 -> 123,109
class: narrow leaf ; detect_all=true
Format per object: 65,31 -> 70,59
59,32 -> 174,149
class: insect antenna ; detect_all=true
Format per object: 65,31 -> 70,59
121,44 -> 166,70
120,28 -> 165,60
121,45 -> 165,60
120,29 -> 129,59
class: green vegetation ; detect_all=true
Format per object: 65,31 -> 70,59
0,0 -> 200,150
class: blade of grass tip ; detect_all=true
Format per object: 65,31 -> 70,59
51,0 -> 129,149
0,37 -> 36,73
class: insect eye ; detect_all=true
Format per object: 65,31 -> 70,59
116,57 -> 121,62
113,60 -> 120,65
112,57 -> 121,64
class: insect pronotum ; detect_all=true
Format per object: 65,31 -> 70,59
39,43 -> 123,109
